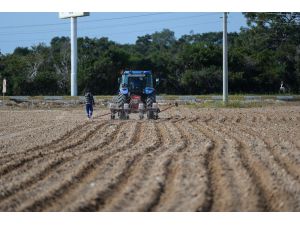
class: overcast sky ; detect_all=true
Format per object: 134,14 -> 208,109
0,12 -> 247,54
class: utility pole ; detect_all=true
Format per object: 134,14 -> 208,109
2,78 -> 6,105
223,12 -> 228,103
59,12 -> 89,96
71,17 -> 77,96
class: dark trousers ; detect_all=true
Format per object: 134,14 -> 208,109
86,104 -> 93,118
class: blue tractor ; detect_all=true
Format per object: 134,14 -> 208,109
109,70 -> 160,120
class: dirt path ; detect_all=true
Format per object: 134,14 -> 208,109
0,106 -> 299,211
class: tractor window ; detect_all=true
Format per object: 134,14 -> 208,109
128,76 -> 147,90
146,75 -> 153,87
121,75 -> 128,87
121,74 -> 153,90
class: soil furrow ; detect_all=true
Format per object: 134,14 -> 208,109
228,110 -> 300,167
0,122 -> 112,202
0,120 -> 91,159
126,117 -> 210,211
61,122 -> 157,211
238,124 -> 300,180
189,119 -> 238,211
101,122 -> 172,212
43,121 -> 142,211
0,121 -> 107,176
0,122 -> 124,211
218,110 -> 300,181
217,130 -> 270,211
147,122 -> 190,211
78,122 -> 161,211
186,117 -> 215,212
98,124 -> 163,211
199,119 -> 266,211
17,122 -> 125,212
208,118 -> 299,211
0,106 -> 299,212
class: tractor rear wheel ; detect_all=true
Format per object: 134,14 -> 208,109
112,94 -> 128,120
146,95 -> 155,119
113,93 -> 127,108
146,94 -> 155,108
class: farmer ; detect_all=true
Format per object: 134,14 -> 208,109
84,88 -> 95,119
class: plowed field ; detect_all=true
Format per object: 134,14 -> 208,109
0,105 -> 300,211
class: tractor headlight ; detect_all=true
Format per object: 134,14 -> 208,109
144,87 -> 154,95
120,88 -> 128,95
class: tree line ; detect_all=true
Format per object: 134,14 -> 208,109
0,12 -> 300,96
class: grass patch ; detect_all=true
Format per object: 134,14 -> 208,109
184,100 -> 273,108
94,96 -> 114,100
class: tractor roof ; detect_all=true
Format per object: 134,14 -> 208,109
123,70 -> 152,75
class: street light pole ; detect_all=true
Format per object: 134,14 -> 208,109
223,12 -> 228,103
71,17 -> 77,96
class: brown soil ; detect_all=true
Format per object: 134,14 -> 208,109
0,105 -> 299,212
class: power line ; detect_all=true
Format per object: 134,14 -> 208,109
0,20 -> 222,44
82,13 -> 221,31
0,13 -> 221,36
0,12 -> 172,29
0,12 -> 219,32
101,20 -> 222,37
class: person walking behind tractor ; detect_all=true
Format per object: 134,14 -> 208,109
85,88 -> 95,119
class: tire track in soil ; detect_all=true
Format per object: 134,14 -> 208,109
0,120 -> 107,176
0,121 -> 125,211
66,122 -> 161,212
196,118 -> 266,211
207,116 -> 300,211
43,121 -> 142,212
0,122 -> 112,202
188,119 -> 241,211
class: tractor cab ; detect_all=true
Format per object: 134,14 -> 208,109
119,70 -> 154,96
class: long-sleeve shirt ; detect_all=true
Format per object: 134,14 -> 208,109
85,92 -> 95,105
